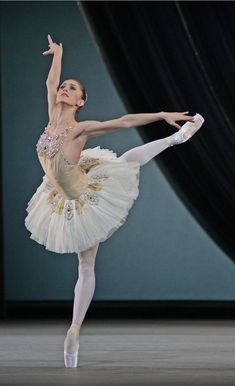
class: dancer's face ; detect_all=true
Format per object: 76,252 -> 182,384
56,79 -> 84,109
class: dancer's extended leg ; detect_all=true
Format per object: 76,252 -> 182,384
119,136 -> 170,166
119,113 -> 204,166
64,242 -> 99,368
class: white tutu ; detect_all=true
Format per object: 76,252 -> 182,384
25,146 -> 140,254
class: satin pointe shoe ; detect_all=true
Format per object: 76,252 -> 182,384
166,113 -> 205,147
64,323 -> 81,368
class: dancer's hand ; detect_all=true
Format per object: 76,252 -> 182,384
42,34 -> 63,56
163,111 -> 195,130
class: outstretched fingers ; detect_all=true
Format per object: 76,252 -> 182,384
42,34 -> 54,55
42,34 -> 63,55
48,34 -> 53,47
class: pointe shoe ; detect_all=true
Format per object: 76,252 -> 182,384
64,323 -> 81,368
166,113 -> 205,147
64,351 -> 78,368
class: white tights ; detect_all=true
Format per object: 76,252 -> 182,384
72,243 -> 99,327
64,243 -> 99,356
118,136 -> 170,165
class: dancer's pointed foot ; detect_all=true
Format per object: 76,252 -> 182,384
166,113 -> 205,147
64,323 -> 81,368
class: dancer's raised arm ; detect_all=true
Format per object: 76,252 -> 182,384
43,34 -> 63,85
42,34 -> 63,120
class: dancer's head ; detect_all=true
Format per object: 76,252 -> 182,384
56,78 -> 88,117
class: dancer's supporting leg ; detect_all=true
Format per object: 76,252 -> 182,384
64,242 -> 99,368
118,113 -> 204,166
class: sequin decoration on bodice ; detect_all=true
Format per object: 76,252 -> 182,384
36,124 -> 73,159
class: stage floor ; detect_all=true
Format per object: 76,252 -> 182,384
0,318 -> 234,385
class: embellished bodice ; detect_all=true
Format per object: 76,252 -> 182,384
36,124 -> 101,200
36,124 -> 76,159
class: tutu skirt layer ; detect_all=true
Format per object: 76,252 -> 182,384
25,147 -> 140,253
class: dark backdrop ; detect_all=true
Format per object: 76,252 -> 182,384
80,1 -> 235,262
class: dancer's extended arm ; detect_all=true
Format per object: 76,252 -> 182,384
122,111 -> 194,129
79,111 -> 195,138
122,112 -> 165,127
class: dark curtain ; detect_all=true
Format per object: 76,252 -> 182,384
79,1 -> 235,262
0,2 -> 7,318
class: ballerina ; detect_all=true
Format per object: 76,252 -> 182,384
24,34 -> 205,368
